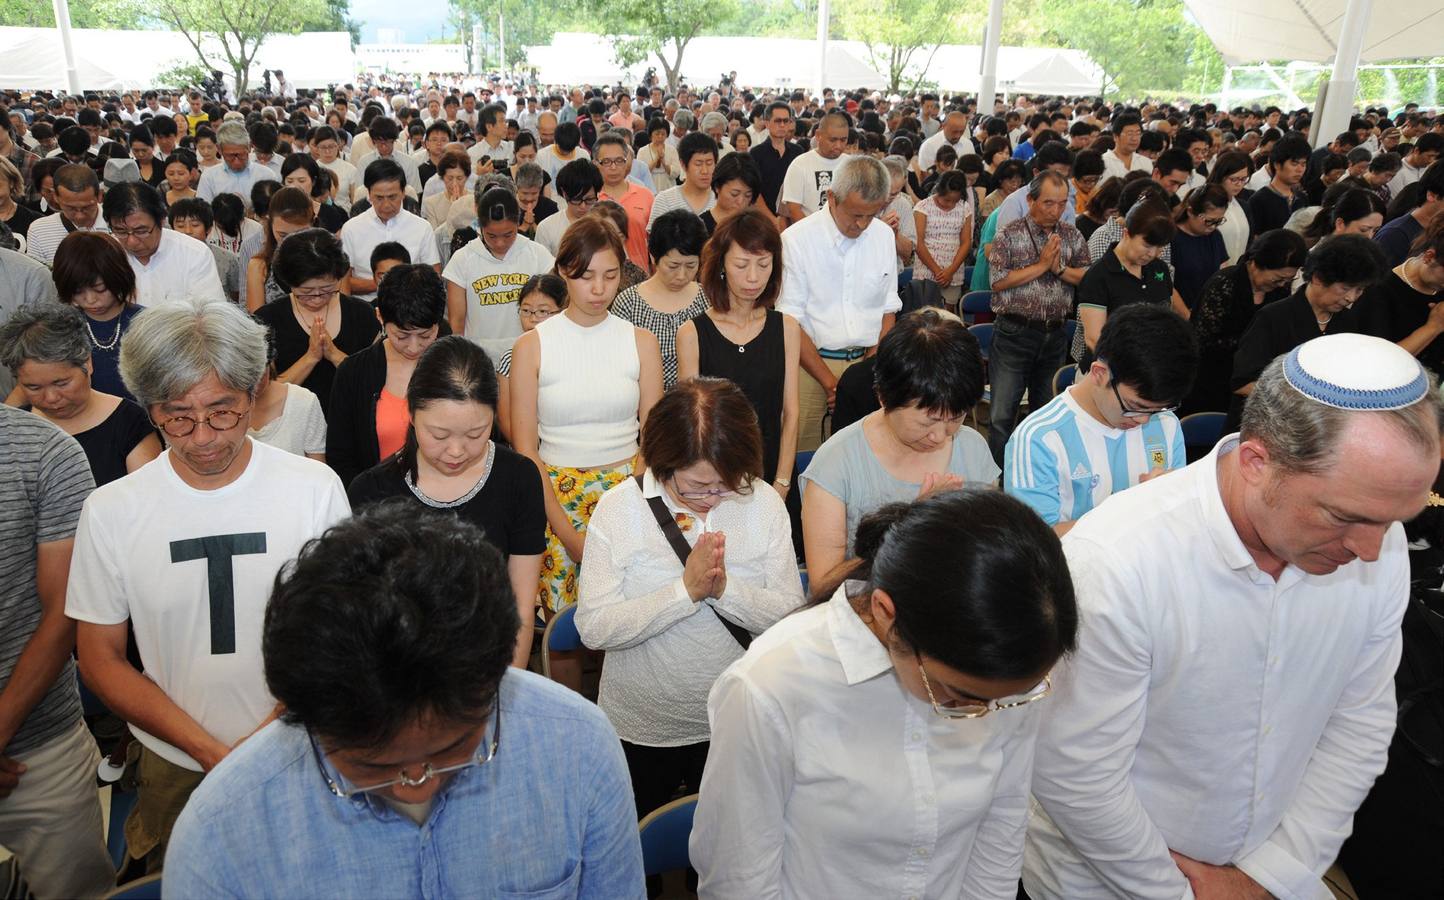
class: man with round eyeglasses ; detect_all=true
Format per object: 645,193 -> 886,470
164,502 -> 644,897
65,298 -> 349,876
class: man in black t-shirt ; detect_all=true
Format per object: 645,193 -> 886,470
1248,134 -> 1310,233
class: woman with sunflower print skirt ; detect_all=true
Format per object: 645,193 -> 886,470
511,215 -> 665,618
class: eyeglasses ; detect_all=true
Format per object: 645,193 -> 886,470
672,478 -> 736,501
917,659 -> 1051,719
309,704 -> 500,799
1200,215 -> 1227,228
518,306 -> 558,320
155,404 -> 251,437
1225,174 -> 1248,186
1110,379 -> 1176,419
596,157 -> 629,168
566,194 -> 598,209
110,225 -> 156,240
293,283 -> 340,300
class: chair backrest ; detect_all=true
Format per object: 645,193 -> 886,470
1179,411 -> 1226,450
108,785 -> 139,871
961,290 -> 992,315
638,793 -> 699,877
1051,364 -> 1078,398
104,873 -> 162,900
968,322 -> 994,359
541,603 -> 581,680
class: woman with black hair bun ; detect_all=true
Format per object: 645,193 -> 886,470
692,488 -> 1078,899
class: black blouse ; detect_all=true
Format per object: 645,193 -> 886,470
254,294 -> 381,419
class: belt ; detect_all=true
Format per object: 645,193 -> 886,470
997,312 -> 1066,333
818,346 -> 869,361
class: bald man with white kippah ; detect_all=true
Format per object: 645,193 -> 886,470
1024,334 -> 1444,900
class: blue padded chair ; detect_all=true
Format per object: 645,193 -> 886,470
541,603 -> 582,681
960,290 -> 993,324
107,785 -> 138,870
104,873 -> 161,900
638,793 -> 699,877
969,323 -> 994,362
1180,411 -> 1226,453
1051,364 -> 1078,398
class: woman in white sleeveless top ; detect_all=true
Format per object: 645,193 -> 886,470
510,216 -> 664,615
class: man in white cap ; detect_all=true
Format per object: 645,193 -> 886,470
1024,333 -> 1443,900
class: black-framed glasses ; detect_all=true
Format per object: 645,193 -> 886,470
917,659 -> 1051,719
155,404 -> 252,437
309,703 -> 501,799
1110,379 -> 1176,420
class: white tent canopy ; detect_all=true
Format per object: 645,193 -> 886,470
524,32 -> 1100,95
0,27 -> 356,90
1182,0 -> 1443,65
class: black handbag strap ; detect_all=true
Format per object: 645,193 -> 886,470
636,476 -> 752,650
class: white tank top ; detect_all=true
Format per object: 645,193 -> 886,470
536,312 -> 642,467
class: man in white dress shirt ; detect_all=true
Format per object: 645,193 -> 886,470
917,111 -> 974,171
777,155 -> 900,452
1101,112 -> 1154,181
103,183 -> 223,306
340,158 -> 441,302
1025,333 -> 1443,900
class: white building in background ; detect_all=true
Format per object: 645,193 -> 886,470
357,43 -> 468,77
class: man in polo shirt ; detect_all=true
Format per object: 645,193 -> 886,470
751,101 -> 802,216
778,112 -> 849,224
1387,132 -> 1441,198
1005,304 -> 1195,535
1247,134 -> 1311,234
1374,160 -> 1444,268
196,120 -> 278,211
986,171 -> 1091,464
340,159 -> 441,303
25,163 -> 108,267
103,182 -> 224,306
595,133 -> 653,272
351,117 -> 421,204
777,156 -> 900,452
1101,112 -> 1153,181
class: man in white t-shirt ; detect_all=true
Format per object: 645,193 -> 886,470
443,186 -> 555,362
779,112 -> 849,224
340,158 -> 441,302
469,103 -> 514,167
103,182 -> 224,306
1101,112 -> 1154,181
917,111 -> 974,170
67,299 -> 349,873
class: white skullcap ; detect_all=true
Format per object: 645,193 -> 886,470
1283,333 -> 1429,411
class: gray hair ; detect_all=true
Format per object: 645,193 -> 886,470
881,154 -> 909,181
700,111 -> 728,132
513,162 -> 545,190
830,155 -> 890,205
673,110 -> 695,131
1240,356 -> 1444,475
0,304 -> 91,375
1027,169 -> 1069,200
215,120 -> 250,147
473,172 -> 516,209
119,298 -> 267,407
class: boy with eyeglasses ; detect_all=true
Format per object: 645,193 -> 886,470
1004,304 -> 1197,535
66,299 -> 349,877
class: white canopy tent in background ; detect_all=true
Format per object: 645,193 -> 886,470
521,32 -> 1100,96
0,26 -> 355,90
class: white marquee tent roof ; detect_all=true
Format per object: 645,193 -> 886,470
0,27 -> 355,90
1183,0 -> 1444,65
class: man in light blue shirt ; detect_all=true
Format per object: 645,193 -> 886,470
164,503 -> 645,900
195,120 -> 278,211
1005,304 -> 1197,534
995,141 -> 1077,231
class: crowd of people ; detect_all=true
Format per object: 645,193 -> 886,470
0,71 -> 1442,900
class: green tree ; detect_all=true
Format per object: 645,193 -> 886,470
153,0 -> 329,95
587,0 -> 741,91
1036,0 -> 1219,99
0,0 -> 145,28
837,0 -> 965,93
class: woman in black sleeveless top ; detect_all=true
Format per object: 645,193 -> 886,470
677,209 -> 800,490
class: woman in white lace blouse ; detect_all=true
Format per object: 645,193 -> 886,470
575,377 -> 801,821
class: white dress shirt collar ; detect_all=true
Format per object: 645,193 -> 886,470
826,584 -> 893,686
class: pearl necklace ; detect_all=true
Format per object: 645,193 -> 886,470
1397,260 -> 1437,296
86,314 -> 122,351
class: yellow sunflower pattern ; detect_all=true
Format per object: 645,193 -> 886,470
538,462 -> 634,614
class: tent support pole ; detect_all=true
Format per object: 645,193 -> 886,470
1315,0 -> 1372,146
978,0 -> 1004,110
1219,65 -> 1232,110
814,0 -> 830,101
51,0 -> 82,96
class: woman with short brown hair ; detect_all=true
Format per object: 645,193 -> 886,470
576,376 -> 801,821
52,230 -> 141,401
678,208 -> 800,492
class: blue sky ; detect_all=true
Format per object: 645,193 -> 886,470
350,0 -> 454,43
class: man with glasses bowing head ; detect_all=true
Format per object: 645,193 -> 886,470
1025,333 -> 1444,900
165,502 -> 646,898
65,298 -> 350,876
